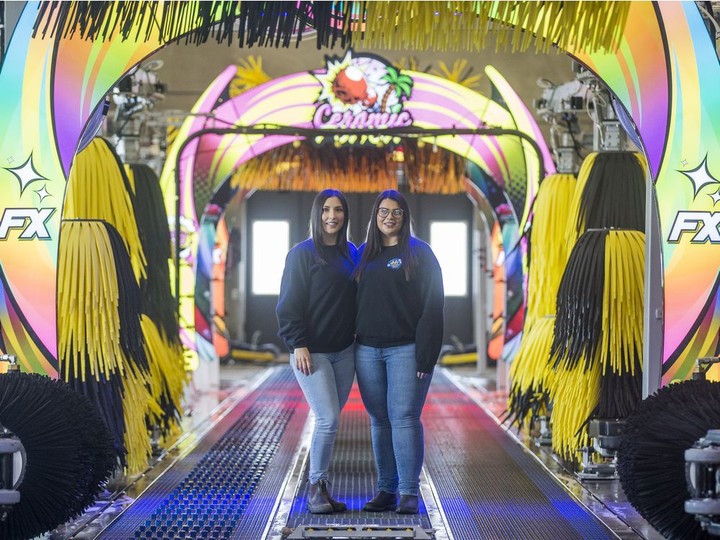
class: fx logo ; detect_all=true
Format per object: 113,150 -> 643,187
0,208 -> 56,240
667,211 -> 720,243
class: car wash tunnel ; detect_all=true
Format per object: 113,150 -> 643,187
67,366 -> 645,540
3,2 -> 720,540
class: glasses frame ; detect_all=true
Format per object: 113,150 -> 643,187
377,207 -> 404,218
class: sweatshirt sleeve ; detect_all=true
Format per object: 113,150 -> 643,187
275,246 -> 310,350
415,244 -> 445,373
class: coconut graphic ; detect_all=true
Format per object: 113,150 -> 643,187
332,66 -> 377,107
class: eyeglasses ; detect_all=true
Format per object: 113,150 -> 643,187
377,207 -> 404,218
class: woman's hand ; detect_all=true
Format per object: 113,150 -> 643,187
294,347 -> 313,376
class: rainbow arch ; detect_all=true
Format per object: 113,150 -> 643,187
0,2 -> 718,384
160,53 -> 551,364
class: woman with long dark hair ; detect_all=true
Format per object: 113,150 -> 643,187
354,189 -> 444,514
276,189 -> 357,514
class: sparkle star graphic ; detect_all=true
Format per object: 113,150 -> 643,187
711,189 -> 720,206
4,154 -> 47,194
35,184 -> 51,203
679,155 -> 720,198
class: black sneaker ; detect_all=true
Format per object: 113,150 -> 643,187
362,491 -> 397,512
307,480 -> 333,514
396,494 -> 419,514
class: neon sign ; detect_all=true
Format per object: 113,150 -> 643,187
312,50 -> 414,146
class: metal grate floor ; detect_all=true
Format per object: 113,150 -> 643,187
422,370 -> 618,540
285,385 -> 432,531
95,366 -> 621,539
98,368 -> 308,540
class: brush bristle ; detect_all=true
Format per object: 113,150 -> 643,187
0,373 -> 115,540
126,164 -> 179,344
618,380 -> 720,539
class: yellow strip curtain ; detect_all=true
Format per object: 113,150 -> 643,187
361,2 -> 630,54
230,141 -> 466,194
64,138 -> 147,283
34,2 -> 629,55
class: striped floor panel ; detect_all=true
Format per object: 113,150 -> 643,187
98,368 -> 308,540
96,366 -> 618,539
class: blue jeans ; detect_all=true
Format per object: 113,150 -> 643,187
355,343 -> 433,496
291,344 -> 355,484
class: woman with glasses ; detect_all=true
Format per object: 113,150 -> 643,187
276,189 -> 357,514
354,189 -> 444,514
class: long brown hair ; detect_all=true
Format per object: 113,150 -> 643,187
309,189 -> 351,264
354,190 -> 417,281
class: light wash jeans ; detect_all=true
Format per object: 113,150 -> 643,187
355,343 -> 433,496
291,343 -> 355,484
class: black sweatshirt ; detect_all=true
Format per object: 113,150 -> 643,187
276,239 -> 357,353
355,238 -> 444,373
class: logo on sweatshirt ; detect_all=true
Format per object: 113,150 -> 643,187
387,258 -> 403,270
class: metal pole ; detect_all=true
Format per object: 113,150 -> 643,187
473,209 -> 490,376
642,175 -> 663,397
1,2 -> 5,63
173,123 -> 546,333
174,152 -> 181,319
173,124 -> 547,183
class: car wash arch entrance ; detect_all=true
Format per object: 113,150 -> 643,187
158,51 -> 554,377
1,3 -> 718,394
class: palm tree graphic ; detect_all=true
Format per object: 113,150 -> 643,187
380,66 -> 413,113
